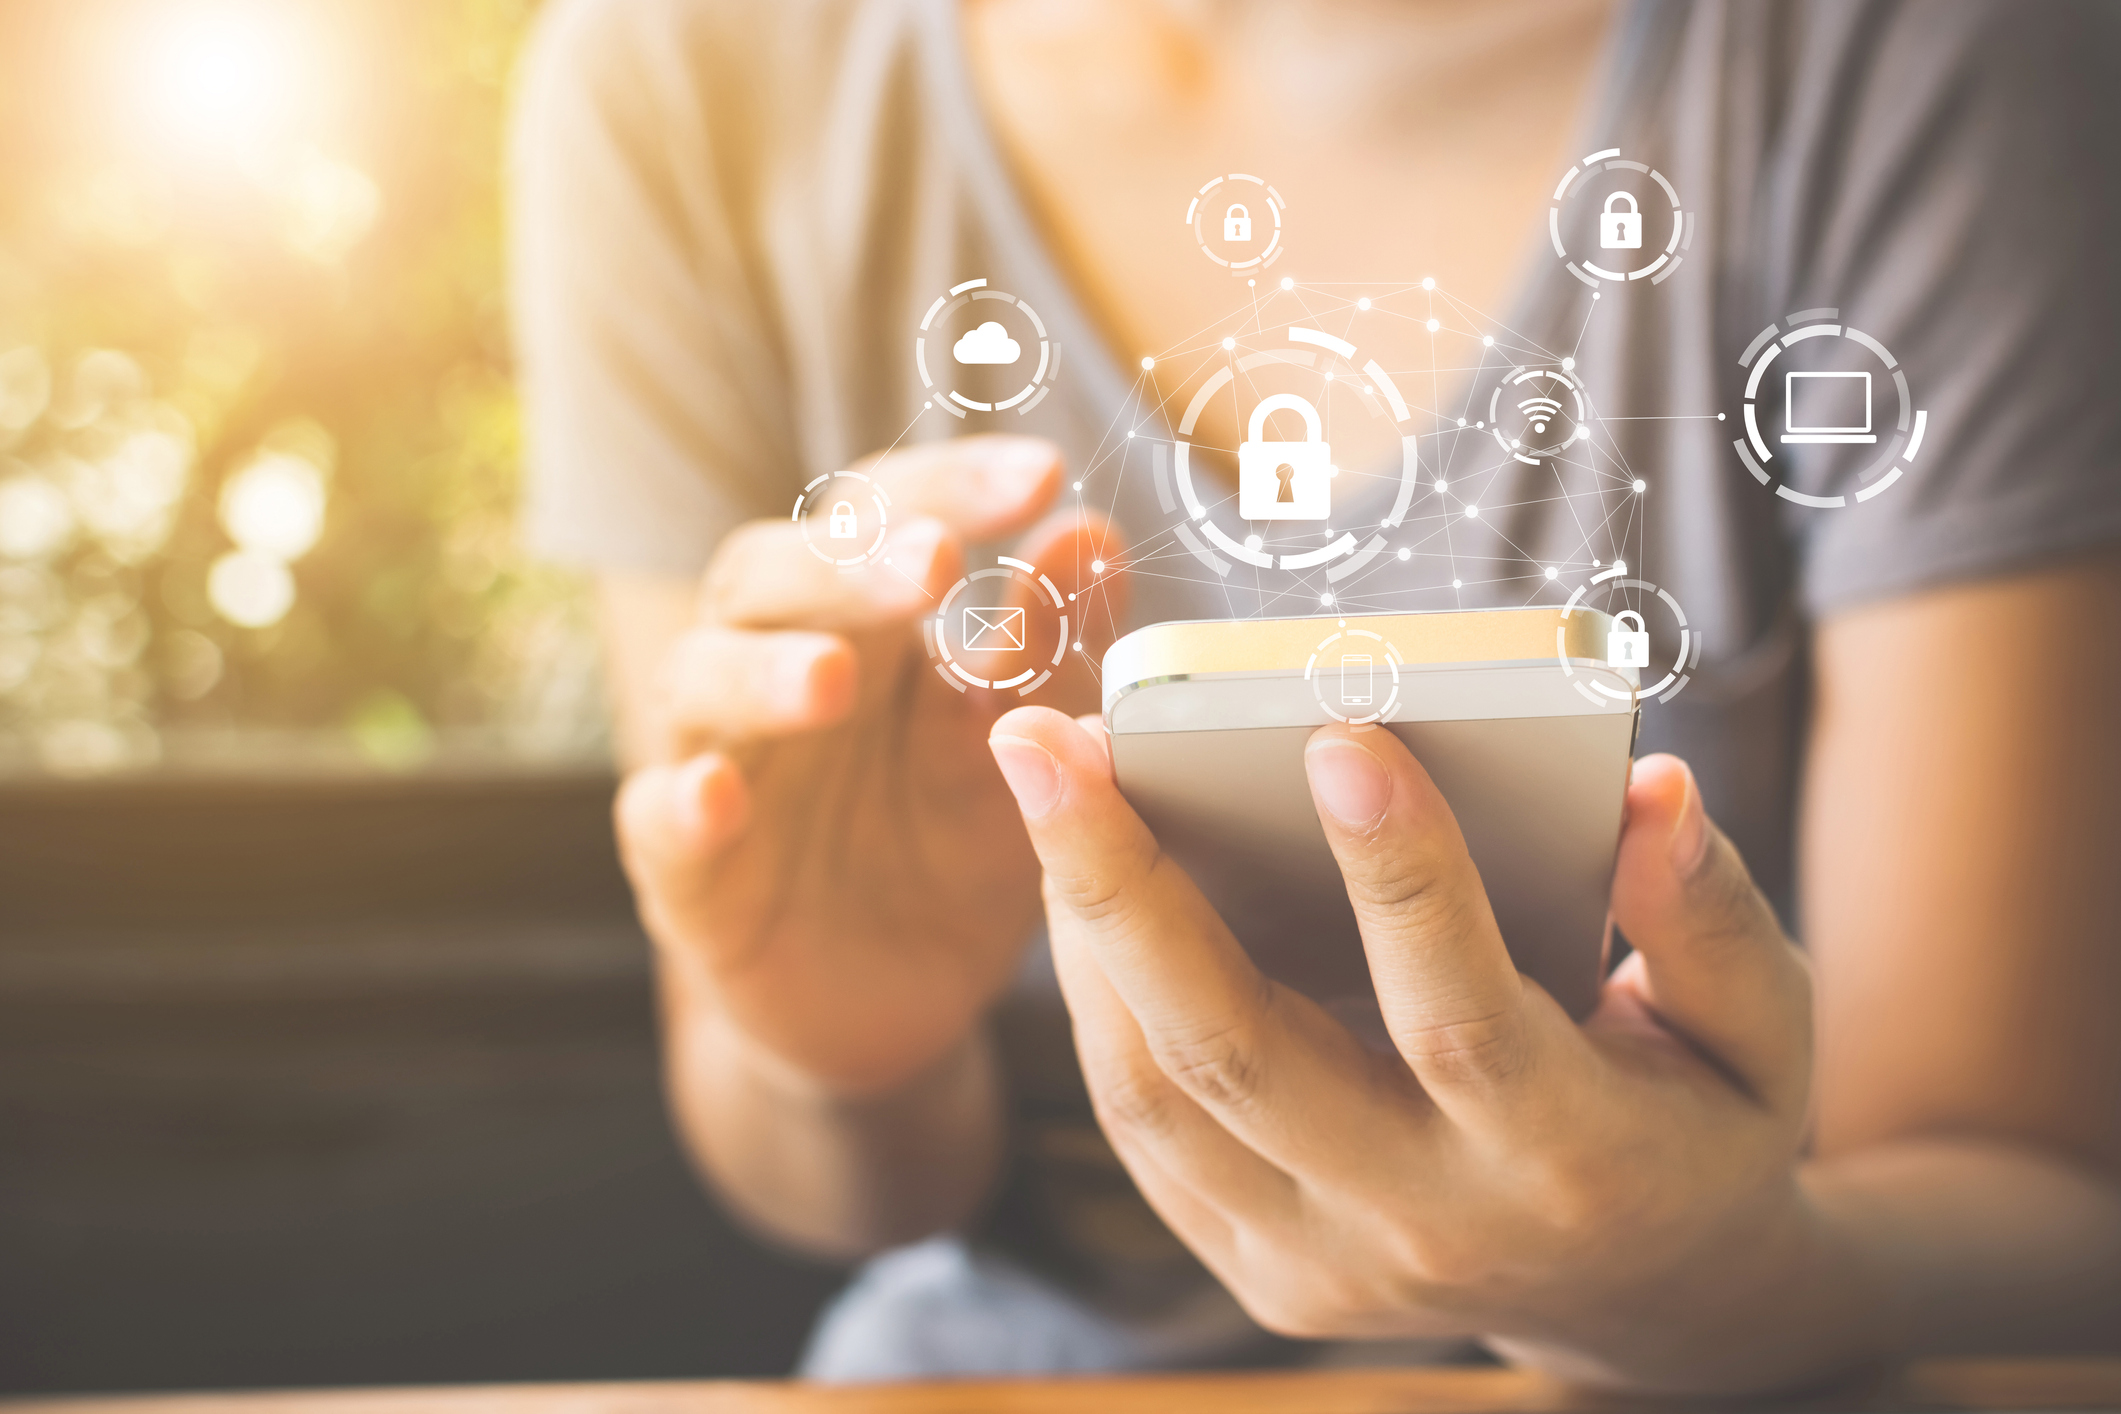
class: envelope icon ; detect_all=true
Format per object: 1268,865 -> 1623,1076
962,606 -> 1026,651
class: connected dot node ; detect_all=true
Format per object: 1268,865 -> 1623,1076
1633,479 -> 1647,493
1545,566 -> 1559,580
1434,478 -> 1448,492
1221,336 -> 1237,350
1396,547 -> 1411,561
1125,431 -> 1135,439
1424,318 -> 1440,333
1421,277 -> 1436,290
1247,278 -> 1256,287
1073,641 -> 1082,651
1717,412 -> 1726,421
1452,578 -> 1463,589
1280,276 -> 1294,290
1356,296 -> 1372,310
1465,505 -> 1481,519
1072,481 -> 1083,490
1320,592 -> 1334,605
1561,356 -> 1576,371
1140,356 -> 1155,371
1244,533 -> 1263,551
1091,559 -> 1106,574
1482,335 -> 1495,347
1456,417 -> 1466,427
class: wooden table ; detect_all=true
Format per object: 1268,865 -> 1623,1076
9,1362 -> 2121,1414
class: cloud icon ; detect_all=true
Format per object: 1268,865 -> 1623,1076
953,320 -> 1021,365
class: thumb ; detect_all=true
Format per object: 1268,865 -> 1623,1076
1608,755 -> 1811,1113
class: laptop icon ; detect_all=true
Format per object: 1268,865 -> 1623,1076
1782,370 -> 1877,445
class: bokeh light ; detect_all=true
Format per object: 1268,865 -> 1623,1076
207,548 -> 295,628
0,478 -> 77,561
219,451 -> 327,560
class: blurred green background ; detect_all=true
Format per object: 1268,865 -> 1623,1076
0,0 -> 603,776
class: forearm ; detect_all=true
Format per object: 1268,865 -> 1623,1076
1498,1140 -> 2121,1396
1804,1137 -> 2121,1356
656,954 -> 1006,1261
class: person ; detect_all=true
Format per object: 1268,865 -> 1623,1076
508,0 -> 2121,1392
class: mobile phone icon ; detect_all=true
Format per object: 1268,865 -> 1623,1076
1338,653 -> 1373,708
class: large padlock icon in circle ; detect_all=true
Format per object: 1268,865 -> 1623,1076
1223,204 -> 1252,242
828,500 -> 858,539
1237,394 -> 1332,521
1599,191 -> 1642,249
1607,610 -> 1651,668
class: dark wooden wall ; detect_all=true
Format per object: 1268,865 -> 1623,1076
0,773 -> 844,1394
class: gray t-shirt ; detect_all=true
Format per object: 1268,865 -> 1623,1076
509,0 -> 2121,1368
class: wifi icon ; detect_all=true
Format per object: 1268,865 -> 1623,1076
1517,396 -> 1564,435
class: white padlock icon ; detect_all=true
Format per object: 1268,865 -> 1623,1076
1237,394 -> 1331,521
1607,610 -> 1651,668
828,500 -> 857,539
1600,191 -> 1642,249
1224,204 -> 1252,242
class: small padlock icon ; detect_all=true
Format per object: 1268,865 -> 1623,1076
1600,191 -> 1642,249
1237,394 -> 1331,521
1224,204 -> 1252,242
828,500 -> 857,539
1607,610 -> 1651,668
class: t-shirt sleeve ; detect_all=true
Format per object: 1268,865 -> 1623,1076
507,0 -> 797,576
1777,1 -> 2121,614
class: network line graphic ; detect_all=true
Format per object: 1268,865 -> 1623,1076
1069,277 -> 1659,637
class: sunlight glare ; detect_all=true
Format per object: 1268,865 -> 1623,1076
137,5 -> 305,160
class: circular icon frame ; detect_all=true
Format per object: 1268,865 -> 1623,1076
1549,147 -> 1690,288
793,470 -> 890,569
1555,563 -> 1699,706
924,556 -> 1069,696
915,279 -> 1057,420
1163,325 -> 1421,580
1733,309 -> 1928,509
1305,622 -> 1403,727
1489,366 -> 1593,465
1186,174 -> 1285,273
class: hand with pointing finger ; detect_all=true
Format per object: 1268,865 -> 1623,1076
987,707 -> 1881,1394
616,436 -> 1125,1105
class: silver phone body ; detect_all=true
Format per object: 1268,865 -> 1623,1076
1102,608 -> 1639,1021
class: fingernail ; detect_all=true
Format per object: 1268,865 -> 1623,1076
1670,763 -> 1709,876
885,516 -> 944,564
772,644 -> 820,704
673,755 -> 718,841
881,519 -> 947,598
989,735 -> 1062,820
982,440 -> 1057,498
1306,738 -> 1392,829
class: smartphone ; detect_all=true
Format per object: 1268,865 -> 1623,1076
1102,608 -> 1638,1020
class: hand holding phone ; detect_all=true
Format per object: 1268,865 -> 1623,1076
986,702 -> 1821,1383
